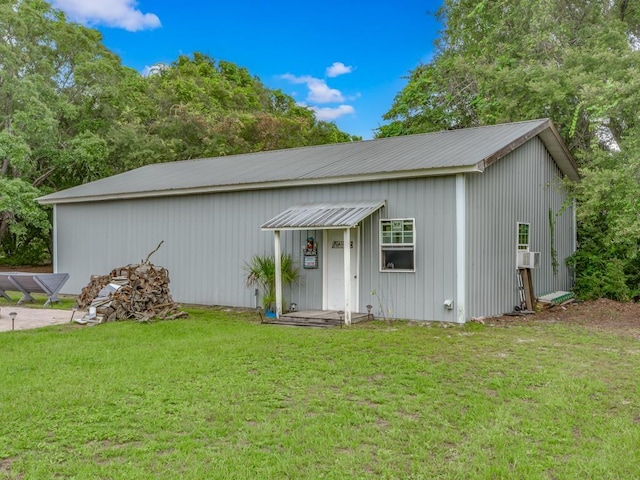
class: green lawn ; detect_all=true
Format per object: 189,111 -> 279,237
0,306 -> 639,479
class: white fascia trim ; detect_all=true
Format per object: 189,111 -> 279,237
37,165 -> 483,205
322,230 -> 329,310
52,205 -> 58,273
455,174 -> 466,324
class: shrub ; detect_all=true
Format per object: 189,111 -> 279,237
244,253 -> 298,312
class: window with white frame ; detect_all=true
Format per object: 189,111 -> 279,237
517,222 -> 530,251
380,218 -> 415,271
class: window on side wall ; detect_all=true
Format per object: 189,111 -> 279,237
380,218 -> 415,272
517,222 -> 530,251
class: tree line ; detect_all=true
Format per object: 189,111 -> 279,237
0,0 -> 359,264
3,0 -> 640,301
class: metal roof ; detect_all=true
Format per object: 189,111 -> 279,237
261,201 -> 387,230
38,118 -> 579,205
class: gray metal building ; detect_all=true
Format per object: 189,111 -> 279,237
38,118 -> 579,323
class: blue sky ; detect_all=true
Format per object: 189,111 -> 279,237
50,0 -> 443,139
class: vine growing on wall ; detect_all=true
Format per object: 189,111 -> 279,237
549,209 -> 559,276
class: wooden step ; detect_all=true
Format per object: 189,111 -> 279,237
261,309 -> 369,327
263,315 -> 343,327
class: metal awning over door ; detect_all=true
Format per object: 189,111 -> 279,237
261,200 -> 386,231
261,200 -> 386,324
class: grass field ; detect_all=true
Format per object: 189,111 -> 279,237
1,306 -> 639,479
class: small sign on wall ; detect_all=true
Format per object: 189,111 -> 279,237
331,241 -> 353,249
303,255 -> 318,269
303,236 -> 318,269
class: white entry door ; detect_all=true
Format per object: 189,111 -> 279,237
325,228 -> 359,311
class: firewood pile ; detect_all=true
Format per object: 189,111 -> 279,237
76,243 -> 187,322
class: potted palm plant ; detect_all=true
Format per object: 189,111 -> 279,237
244,253 -> 298,317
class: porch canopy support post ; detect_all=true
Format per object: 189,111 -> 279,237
274,229 -> 282,318
343,227 -> 352,325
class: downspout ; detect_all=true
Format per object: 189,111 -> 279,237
455,174 -> 466,323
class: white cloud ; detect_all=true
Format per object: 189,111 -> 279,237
280,74 -> 344,104
51,0 -> 161,32
141,63 -> 168,77
281,70 -> 357,121
310,105 -> 355,121
307,80 -> 344,103
326,62 -> 353,78
141,65 -> 155,77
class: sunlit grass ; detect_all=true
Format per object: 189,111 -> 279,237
0,292 -> 77,310
1,307 -> 639,479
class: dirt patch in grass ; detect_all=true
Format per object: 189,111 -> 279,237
0,456 -> 19,478
487,299 -> 640,339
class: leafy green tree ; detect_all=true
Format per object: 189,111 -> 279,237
0,178 -> 50,264
567,124 -> 640,299
142,54 -> 359,158
379,0 -> 640,160
0,0 -> 126,261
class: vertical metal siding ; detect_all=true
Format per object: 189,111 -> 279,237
465,137 -> 574,318
355,177 -> 458,322
55,177 -> 458,321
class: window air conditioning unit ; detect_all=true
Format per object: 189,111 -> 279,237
517,251 -> 540,269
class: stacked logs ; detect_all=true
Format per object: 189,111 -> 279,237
77,263 -> 188,322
